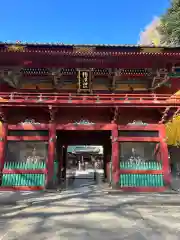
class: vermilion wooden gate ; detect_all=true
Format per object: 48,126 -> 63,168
111,124 -> 169,192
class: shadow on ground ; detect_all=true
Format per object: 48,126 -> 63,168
0,187 -> 180,239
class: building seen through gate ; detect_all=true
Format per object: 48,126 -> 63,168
0,42 -> 180,191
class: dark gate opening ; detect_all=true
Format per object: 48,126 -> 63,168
56,130 -> 111,188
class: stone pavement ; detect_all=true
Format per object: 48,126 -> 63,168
0,186 -> 180,239
0,190 -> 60,205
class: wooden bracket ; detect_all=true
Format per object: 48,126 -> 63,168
0,107 -> 7,122
0,68 -> 22,88
51,68 -> 63,89
159,107 -> 171,124
159,107 -> 180,124
112,137 -> 118,143
48,106 -> 58,123
151,68 -> 169,90
110,68 -> 120,92
111,107 -> 119,123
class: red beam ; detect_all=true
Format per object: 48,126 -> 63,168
0,51 -> 179,69
0,93 -> 180,107
8,124 -> 49,130
0,49 -> 180,57
2,169 -> 47,174
7,136 -> 49,141
56,123 -> 114,130
1,104 -> 180,108
0,186 -> 44,191
119,187 -> 166,192
118,170 -> 163,174
2,104 -> 180,108
118,137 -> 160,142
0,92 -> 175,96
118,124 -> 160,131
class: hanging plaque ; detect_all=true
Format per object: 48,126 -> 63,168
77,70 -> 91,92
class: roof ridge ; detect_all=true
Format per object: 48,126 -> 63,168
0,41 -> 176,48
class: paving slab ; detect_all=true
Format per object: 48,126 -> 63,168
0,188 -> 180,239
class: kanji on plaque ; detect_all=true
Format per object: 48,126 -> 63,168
78,70 -> 91,91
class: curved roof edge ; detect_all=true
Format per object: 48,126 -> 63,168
0,41 -> 178,49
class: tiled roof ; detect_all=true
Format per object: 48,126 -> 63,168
0,41 -> 178,49
0,42 -> 144,47
0,42 -> 180,57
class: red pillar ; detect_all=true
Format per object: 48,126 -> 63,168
111,123 -> 119,187
47,123 -> 56,188
0,121 -> 7,172
159,124 -> 170,185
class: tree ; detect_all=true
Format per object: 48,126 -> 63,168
165,115 -> 180,146
138,17 -> 162,46
158,0 -> 180,46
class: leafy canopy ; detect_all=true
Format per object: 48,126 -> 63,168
159,0 -> 180,46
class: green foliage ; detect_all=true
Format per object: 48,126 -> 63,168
158,0 -> 180,46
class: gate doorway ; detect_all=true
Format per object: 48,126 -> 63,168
56,130 -> 111,188
67,145 -> 103,187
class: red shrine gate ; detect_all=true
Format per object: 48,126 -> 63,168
0,94 -> 173,192
0,42 -> 180,191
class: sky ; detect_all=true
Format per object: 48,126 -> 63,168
0,0 -> 170,45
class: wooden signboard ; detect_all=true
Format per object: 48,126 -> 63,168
77,70 -> 91,93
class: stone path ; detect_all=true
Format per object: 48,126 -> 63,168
0,187 -> 180,239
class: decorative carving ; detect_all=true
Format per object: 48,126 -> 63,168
171,66 -> 180,76
74,120 -> 95,125
111,107 -> 119,123
26,146 -> 45,164
48,106 -> 58,123
0,68 -> 22,88
127,120 -> 148,126
6,43 -> 26,52
51,68 -> 63,88
159,107 -> 171,124
20,119 -> 40,125
49,109 -> 54,122
151,68 -> 169,90
110,69 -> 118,91
119,68 -> 151,76
140,47 -> 163,53
0,109 -> 6,122
73,47 -> 95,54
112,137 -> 118,143
96,95 -> 100,103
